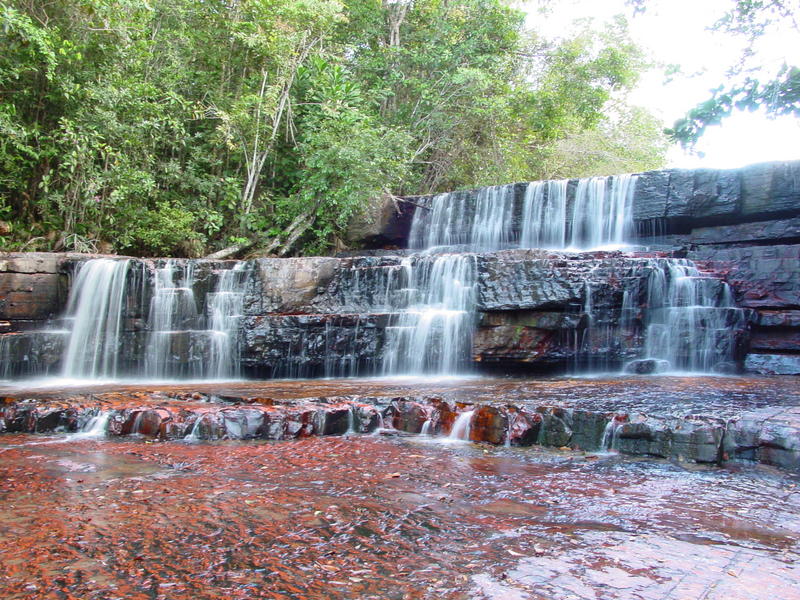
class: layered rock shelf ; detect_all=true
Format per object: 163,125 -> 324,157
3,376 -> 799,470
355,160 -> 800,374
1,161 -> 798,376
0,250 -> 753,377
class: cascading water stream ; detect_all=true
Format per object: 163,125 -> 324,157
409,185 -> 516,251
381,253 -> 477,375
519,180 -> 568,248
410,174 -> 637,252
448,410 -> 474,441
638,259 -> 745,373
207,263 -> 247,379
73,411 -> 111,439
569,175 -> 635,249
61,259 -> 131,379
144,260 -> 201,379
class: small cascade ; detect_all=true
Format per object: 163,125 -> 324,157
61,259 -> 131,378
323,316 -> 362,378
185,415 -> 204,441
574,278 -> 618,373
448,410 -> 474,441
420,404 -> 437,435
144,261 -> 201,378
569,175 -> 636,249
409,185 -> 516,251
346,405 -> 356,434
0,336 -> 11,380
519,179 -> 568,248
408,175 -> 636,253
141,260 -> 249,379
371,410 -> 389,435
638,259 -> 746,373
381,253 -> 477,375
73,411 -> 110,439
471,185 -> 516,250
600,418 -> 621,451
207,263 -> 247,379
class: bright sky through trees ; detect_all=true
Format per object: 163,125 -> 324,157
522,0 -> 800,168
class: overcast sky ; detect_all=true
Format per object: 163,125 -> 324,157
517,0 -> 800,169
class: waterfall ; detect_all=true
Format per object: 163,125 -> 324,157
409,185 -> 516,251
0,338 -> 8,380
408,175 -> 636,253
448,410 -> 474,441
569,174 -> 636,250
519,179 -> 568,248
73,411 -> 111,439
144,260 -> 201,379
638,259 -> 745,373
381,253 -> 477,375
207,263 -> 247,379
61,259 -> 131,378
600,418 -> 620,451
471,185 -> 516,250
52,258 -> 249,381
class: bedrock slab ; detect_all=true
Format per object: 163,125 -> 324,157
746,354 -> 800,375
689,244 -> 800,309
3,376 -> 799,470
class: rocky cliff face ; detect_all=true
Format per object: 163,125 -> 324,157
1,160 -> 798,379
356,160 -> 800,375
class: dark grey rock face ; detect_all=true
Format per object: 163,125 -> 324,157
240,313 -> 387,378
690,217 -> 800,245
689,245 -> 800,309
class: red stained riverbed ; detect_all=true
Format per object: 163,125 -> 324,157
2,430 -> 799,599
3,375 -> 799,416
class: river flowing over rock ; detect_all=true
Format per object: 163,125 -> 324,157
1,160 -> 799,380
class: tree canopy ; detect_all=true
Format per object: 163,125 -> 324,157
0,0 -> 666,256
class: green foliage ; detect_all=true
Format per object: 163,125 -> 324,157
122,201 -> 214,257
629,0 -> 800,146
0,0 -> 666,256
668,65 -> 800,146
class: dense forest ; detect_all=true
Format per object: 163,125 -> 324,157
0,0 -> 669,257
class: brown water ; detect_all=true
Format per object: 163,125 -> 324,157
1,430 -> 799,599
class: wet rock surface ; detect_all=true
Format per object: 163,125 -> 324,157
1,161 -> 799,378
2,376 -> 800,470
1,432 -> 799,600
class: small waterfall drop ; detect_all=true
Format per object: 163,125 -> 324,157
381,253 -> 477,375
73,411 -> 111,439
61,259 -> 131,378
600,418 -> 621,451
519,179 -> 568,248
0,337 -> 12,380
409,185 -> 516,251
144,260 -> 201,379
207,263 -> 247,379
639,259 -> 745,373
569,175 -> 636,250
448,410 -> 474,441
420,419 -> 433,435
408,174 -> 637,253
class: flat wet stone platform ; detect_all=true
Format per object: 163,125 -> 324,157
3,375 -> 799,413
1,434 -> 799,600
2,376 -> 800,469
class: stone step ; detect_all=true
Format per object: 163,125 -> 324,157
3,377 -> 798,471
